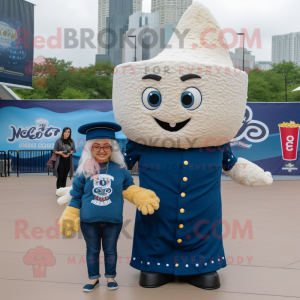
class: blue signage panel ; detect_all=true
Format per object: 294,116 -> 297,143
0,0 -> 35,87
231,103 -> 300,175
0,100 -> 126,169
0,101 -> 299,175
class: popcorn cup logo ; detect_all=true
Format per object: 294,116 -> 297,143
23,246 -> 56,277
279,122 -> 300,161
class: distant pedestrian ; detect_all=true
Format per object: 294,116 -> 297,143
53,127 -> 76,189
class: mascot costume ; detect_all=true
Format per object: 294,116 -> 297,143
57,2 -> 273,290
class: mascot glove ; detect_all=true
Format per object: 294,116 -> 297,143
225,157 -> 273,187
57,187 -> 73,206
56,186 -> 72,197
123,185 -> 160,215
58,206 -> 80,238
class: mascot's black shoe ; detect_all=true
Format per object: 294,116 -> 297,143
182,271 -> 221,290
139,271 -> 175,288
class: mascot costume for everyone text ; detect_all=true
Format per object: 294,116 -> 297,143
57,2 -> 273,290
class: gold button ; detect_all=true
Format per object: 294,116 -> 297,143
177,239 -> 182,243
181,192 -> 186,197
180,208 -> 185,213
183,177 -> 188,182
179,224 -> 184,229
175,263 -> 179,267
185,148 -> 189,150
184,161 -> 188,165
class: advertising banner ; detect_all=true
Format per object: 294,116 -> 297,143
231,103 -> 300,175
0,100 -> 127,168
0,101 -> 299,175
0,0 -> 35,87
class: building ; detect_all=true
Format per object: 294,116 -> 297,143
124,26 -> 151,62
272,32 -> 300,66
96,0 -> 143,64
124,23 -> 176,62
97,0 -> 143,55
125,12 -> 160,62
133,0 -> 143,12
151,0 -> 192,25
97,0 -> 110,55
229,48 -> 255,71
96,0 -> 133,66
123,0 -> 194,63
128,11 -> 159,30
255,61 -> 272,71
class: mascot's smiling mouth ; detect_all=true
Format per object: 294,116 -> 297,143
154,118 -> 191,132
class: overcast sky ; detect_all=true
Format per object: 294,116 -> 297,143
29,0 -> 300,67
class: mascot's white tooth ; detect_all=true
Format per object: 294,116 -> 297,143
169,123 -> 176,128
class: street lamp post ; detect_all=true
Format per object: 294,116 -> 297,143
128,35 -> 137,62
237,33 -> 245,72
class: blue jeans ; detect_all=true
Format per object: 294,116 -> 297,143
81,221 -> 123,279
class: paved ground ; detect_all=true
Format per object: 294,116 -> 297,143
0,175 -> 299,300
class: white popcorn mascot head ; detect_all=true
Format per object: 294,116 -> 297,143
56,2 -> 273,290
113,2 -> 273,290
113,3 -> 248,148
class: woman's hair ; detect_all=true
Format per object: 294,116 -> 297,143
60,127 -> 74,143
76,139 -> 126,178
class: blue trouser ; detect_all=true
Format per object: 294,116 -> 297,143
81,221 -> 123,279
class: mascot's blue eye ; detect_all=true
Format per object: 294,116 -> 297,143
142,88 -> 162,110
181,87 -> 202,110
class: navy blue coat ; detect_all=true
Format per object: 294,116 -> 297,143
124,140 -> 237,276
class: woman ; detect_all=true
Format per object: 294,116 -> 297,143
53,127 -> 76,189
59,122 -> 160,292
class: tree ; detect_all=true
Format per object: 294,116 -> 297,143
14,58 -> 300,102
44,58 -> 73,99
271,61 -> 300,101
248,71 -> 271,102
288,84 -> 300,102
59,87 -> 89,99
12,58 -> 114,100
13,87 -> 51,100
33,58 -> 58,78
271,60 -> 300,81
248,61 -> 300,102
68,61 -> 114,99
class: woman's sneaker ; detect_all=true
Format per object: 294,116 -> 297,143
83,279 -> 99,292
107,281 -> 118,290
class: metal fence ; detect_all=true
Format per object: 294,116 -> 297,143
1,149 -> 138,177
0,151 -> 7,177
7,150 -> 53,177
